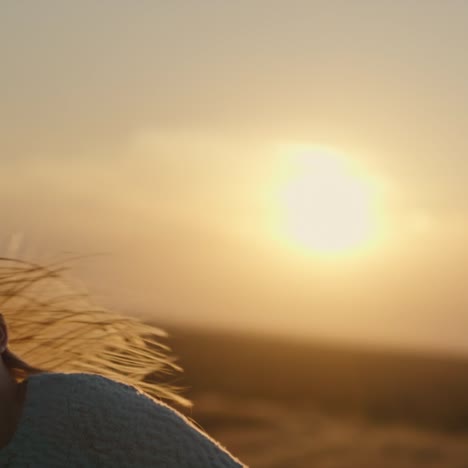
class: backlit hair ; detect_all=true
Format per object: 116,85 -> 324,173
0,257 -> 190,407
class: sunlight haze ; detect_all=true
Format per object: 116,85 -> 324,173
2,1 -> 468,355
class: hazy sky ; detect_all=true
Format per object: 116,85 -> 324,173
2,1 -> 468,354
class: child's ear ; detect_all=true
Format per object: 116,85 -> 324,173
0,315 -> 8,354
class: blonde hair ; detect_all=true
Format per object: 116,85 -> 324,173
0,257 -> 190,407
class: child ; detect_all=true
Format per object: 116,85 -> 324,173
0,259 -> 244,467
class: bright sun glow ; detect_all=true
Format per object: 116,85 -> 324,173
275,147 -> 380,255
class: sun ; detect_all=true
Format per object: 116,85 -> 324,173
275,147 -> 380,255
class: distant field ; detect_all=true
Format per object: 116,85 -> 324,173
156,327 -> 468,467
191,393 -> 468,468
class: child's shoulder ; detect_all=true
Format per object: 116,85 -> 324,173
29,372 -> 245,467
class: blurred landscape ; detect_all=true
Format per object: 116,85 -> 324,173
164,327 -> 468,467
4,3 -> 468,466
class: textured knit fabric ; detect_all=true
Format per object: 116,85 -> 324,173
0,373 -> 244,467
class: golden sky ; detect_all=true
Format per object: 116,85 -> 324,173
2,1 -> 468,353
